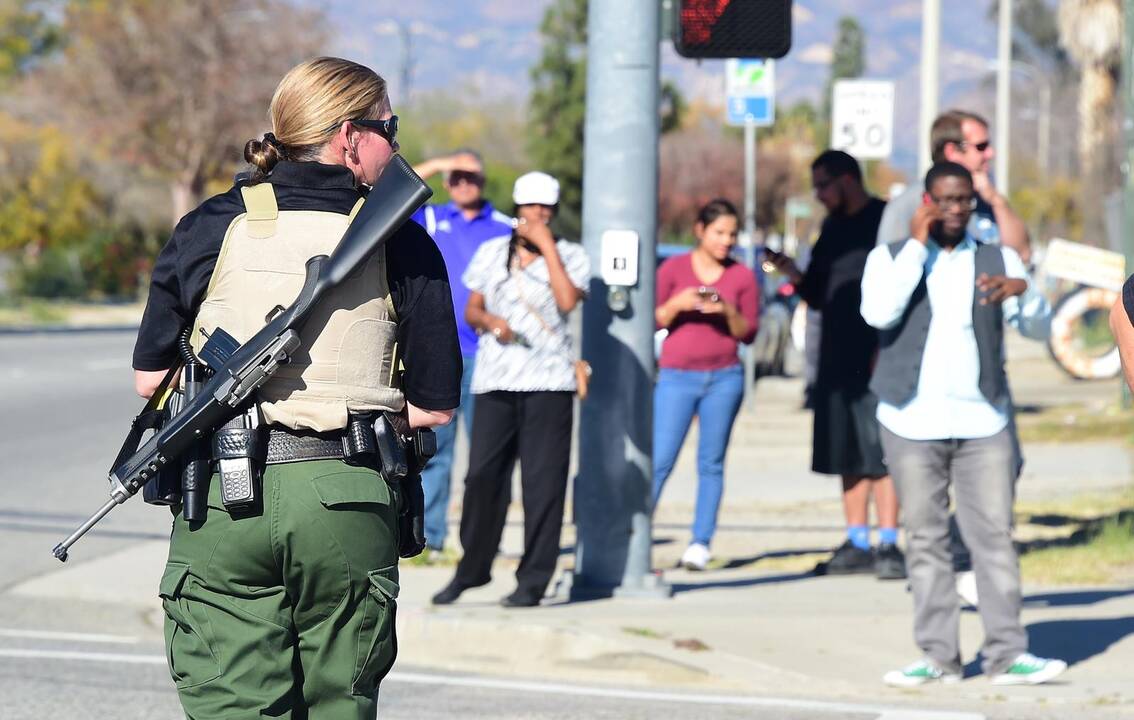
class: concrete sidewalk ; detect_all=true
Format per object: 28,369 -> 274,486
9,336 -> 1134,718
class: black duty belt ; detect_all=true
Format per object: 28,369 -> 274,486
265,427 -> 347,465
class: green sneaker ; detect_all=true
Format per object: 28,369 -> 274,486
882,659 -> 962,687
990,653 -> 1067,685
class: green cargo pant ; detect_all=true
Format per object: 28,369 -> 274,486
159,459 -> 401,719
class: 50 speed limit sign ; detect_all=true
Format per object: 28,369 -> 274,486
830,80 -> 894,160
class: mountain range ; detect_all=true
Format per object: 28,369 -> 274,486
322,0 -> 1035,177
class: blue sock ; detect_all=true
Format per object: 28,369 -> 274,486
878,527 -> 899,546
847,525 -> 870,550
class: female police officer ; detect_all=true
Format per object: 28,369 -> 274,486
131,57 -> 461,718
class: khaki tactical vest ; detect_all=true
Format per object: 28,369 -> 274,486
192,183 -> 404,432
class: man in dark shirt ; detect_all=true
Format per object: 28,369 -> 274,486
768,150 -> 904,580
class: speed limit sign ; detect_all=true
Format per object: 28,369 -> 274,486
830,80 -> 894,160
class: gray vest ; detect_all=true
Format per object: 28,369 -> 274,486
869,240 -> 1008,408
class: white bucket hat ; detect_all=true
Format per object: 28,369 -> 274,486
512,171 -> 560,206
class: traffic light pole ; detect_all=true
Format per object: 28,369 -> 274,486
571,0 -> 671,600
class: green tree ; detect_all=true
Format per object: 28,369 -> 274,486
0,0 -> 59,86
823,17 -> 865,122
526,0 -> 588,239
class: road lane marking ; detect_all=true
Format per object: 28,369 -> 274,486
0,629 -> 140,644
0,649 -> 162,664
0,648 -> 986,719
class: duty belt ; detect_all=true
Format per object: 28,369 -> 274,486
264,427 -> 346,464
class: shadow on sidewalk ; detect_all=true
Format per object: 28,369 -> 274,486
670,570 -> 815,594
1024,587 -> 1134,608
719,547 -> 830,571
1026,616 -> 1134,666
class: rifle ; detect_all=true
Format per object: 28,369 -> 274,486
52,156 -> 432,561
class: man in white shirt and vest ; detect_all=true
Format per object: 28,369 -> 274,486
861,162 -> 1066,687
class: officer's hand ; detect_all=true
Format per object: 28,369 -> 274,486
486,315 -> 515,343
976,273 -> 1028,304
910,202 -> 941,245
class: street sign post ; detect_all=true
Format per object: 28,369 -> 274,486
830,79 -> 895,160
726,59 -> 774,409
726,59 -> 775,127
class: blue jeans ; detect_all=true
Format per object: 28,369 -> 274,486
652,364 -> 745,547
421,354 -> 476,550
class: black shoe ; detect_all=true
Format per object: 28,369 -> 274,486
431,578 -> 470,606
818,540 -> 875,575
500,590 -> 541,608
874,543 -> 908,580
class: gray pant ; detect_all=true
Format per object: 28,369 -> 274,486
880,427 -> 1027,675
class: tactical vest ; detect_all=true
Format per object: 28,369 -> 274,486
870,240 -> 1008,408
192,183 -> 404,432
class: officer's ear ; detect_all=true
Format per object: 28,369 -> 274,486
337,121 -> 360,159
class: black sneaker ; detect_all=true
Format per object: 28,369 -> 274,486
874,543 -> 908,580
817,540 -> 875,575
431,578 -> 471,605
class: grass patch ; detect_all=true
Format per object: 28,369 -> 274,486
405,545 -> 460,568
621,626 -> 667,640
0,298 -> 67,326
1020,514 -> 1134,585
1016,405 -> 1134,444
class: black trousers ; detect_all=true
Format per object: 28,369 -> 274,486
455,390 -> 574,600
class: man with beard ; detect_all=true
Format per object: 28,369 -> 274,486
767,150 -> 904,579
862,162 -> 1064,687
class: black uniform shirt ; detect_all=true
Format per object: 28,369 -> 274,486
133,161 -> 463,412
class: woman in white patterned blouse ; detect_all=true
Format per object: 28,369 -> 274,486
432,171 -> 591,608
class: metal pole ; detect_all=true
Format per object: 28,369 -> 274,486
919,0 -> 941,176
572,0 -> 670,599
1122,0 -> 1134,407
1038,78 -> 1051,178
995,0 -> 1013,194
742,119 -> 757,410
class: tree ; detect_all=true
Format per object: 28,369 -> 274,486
28,0 -> 327,225
526,0 -> 588,239
1058,0 -> 1122,246
0,0 -> 59,87
823,17 -> 865,123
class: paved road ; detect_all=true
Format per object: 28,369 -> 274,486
0,332 -> 947,720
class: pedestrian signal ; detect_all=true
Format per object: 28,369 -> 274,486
674,0 -> 792,59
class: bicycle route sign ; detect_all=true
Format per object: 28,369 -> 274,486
725,59 -> 775,127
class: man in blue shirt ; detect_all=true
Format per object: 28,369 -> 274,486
412,150 -> 513,552
862,162 -> 1064,688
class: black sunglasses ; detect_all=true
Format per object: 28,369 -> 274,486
334,116 -> 399,150
960,140 -> 991,153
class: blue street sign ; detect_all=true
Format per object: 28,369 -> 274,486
727,96 -> 772,126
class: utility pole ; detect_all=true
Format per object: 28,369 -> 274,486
572,0 -> 670,599
919,0 -> 941,177
742,119 -> 758,410
995,0 -> 1013,194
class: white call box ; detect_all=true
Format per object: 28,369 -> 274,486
600,229 -> 639,286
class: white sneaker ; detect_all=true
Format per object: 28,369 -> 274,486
882,658 -> 962,687
989,653 -> 1068,685
955,570 -> 979,608
680,543 -> 711,571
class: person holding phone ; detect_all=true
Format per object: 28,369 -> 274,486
431,171 -> 591,607
653,199 -> 759,571
862,162 -> 1063,687
766,150 -> 904,580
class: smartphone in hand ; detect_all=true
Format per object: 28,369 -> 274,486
697,286 -> 720,303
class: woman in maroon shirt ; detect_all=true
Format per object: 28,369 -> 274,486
653,199 -> 759,570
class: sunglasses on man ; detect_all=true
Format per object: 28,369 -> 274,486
448,170 -> 485,187
959,140 -> 991,153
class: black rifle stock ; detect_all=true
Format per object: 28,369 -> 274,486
53,157 -> 432,561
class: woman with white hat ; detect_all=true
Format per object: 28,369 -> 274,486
432,171 -> 591,607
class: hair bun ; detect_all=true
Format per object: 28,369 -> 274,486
244,133 -> 284,177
